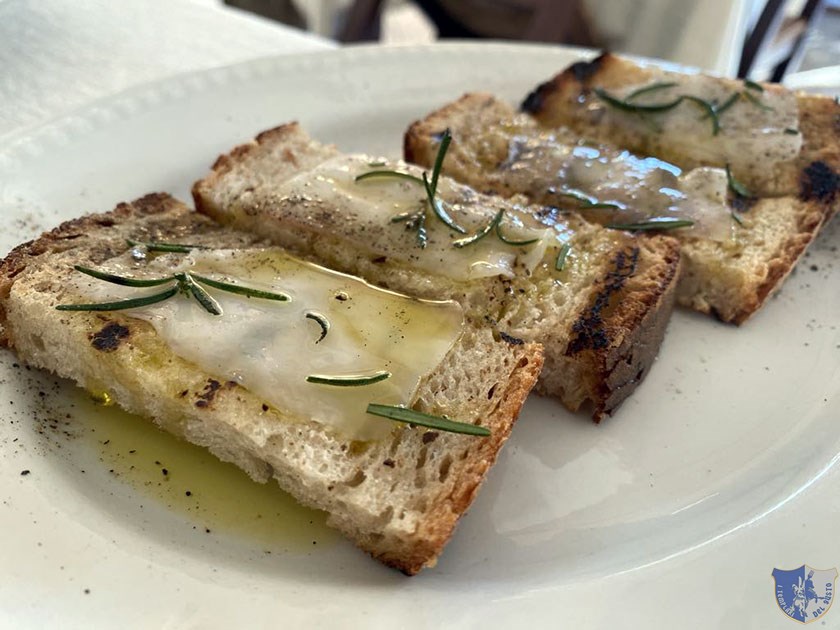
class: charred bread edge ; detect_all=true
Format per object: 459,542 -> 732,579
727,205 -> 824,324
405,117 -> 682,419
575,240 -> 680,418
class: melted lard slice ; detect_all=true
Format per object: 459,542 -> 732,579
73,249 -> 464,441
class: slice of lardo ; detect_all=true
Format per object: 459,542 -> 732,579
520,52 -> 840,210
192,123 -> 681,420
0,193 -> 543,574
404,93 -> 826,324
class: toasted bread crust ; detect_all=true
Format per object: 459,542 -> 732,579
405,90 -> 828,325
520,52 -> 840,212
196,123 -> 680,421
1,194 -> 542,574
201,123 -> 305,198
580,239 -> 680,416
388,348 -> 543,573
405,102 -> 681,415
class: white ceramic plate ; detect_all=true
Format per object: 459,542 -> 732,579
1,44 -> 839,629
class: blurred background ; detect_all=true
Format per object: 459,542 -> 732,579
221,0 -> 839,88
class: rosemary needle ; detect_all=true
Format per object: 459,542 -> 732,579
56,286 -> 179,312
606,218 -> 694,231
306,371 -> 391,387
422,171 -> 467,234
126,239 -> 207,253
73,265 -> 173,287
744,78 -> 764,92
625,81 -> 678,101
176,272 -> 222,315
305,311 -> 330,343
366,403 -> 490,437
725,164 -> 751,198
495,211 -> 541,246
354,170 -> 424,186
452,210 -> 503,248
555,243 -> 571,271
429,128 -> 452,196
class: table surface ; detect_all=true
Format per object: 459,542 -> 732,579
0,0 -> 334,140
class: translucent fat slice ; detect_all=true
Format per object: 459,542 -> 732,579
72,249 -> 465,441
591,72 -> 802,171
271,155 -> 550,281
501,134 -> 732,240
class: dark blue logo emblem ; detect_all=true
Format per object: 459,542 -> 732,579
772,565 -> 837,623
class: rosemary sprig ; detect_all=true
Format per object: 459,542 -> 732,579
306,371 -> 391,387
305,311 -> 330,343
452,210 -> 503,248
354,170 -> 424,186
784,128 -> 800,135
126,239 -> 207,253
555,243 -> 571,271
355,130 -> 543,251
57,267 -> 292,315
594,87 -> 684,113
56,286 -> 179,312
606,218 -> 694,231
366,403 -> 490,437
355,128 -> 467,243
730,210 -> 744,226
725,164 -> 751,198
595,88 -> 720,135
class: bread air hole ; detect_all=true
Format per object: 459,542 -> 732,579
344,470 -> 366,488
415,445 -> 429,469
438,455 -> 453,482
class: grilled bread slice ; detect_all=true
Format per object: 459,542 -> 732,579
192,123 -> 681,420
520,52 -> 840,212
404,93 -> 826,324
0,192 -> 543,574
